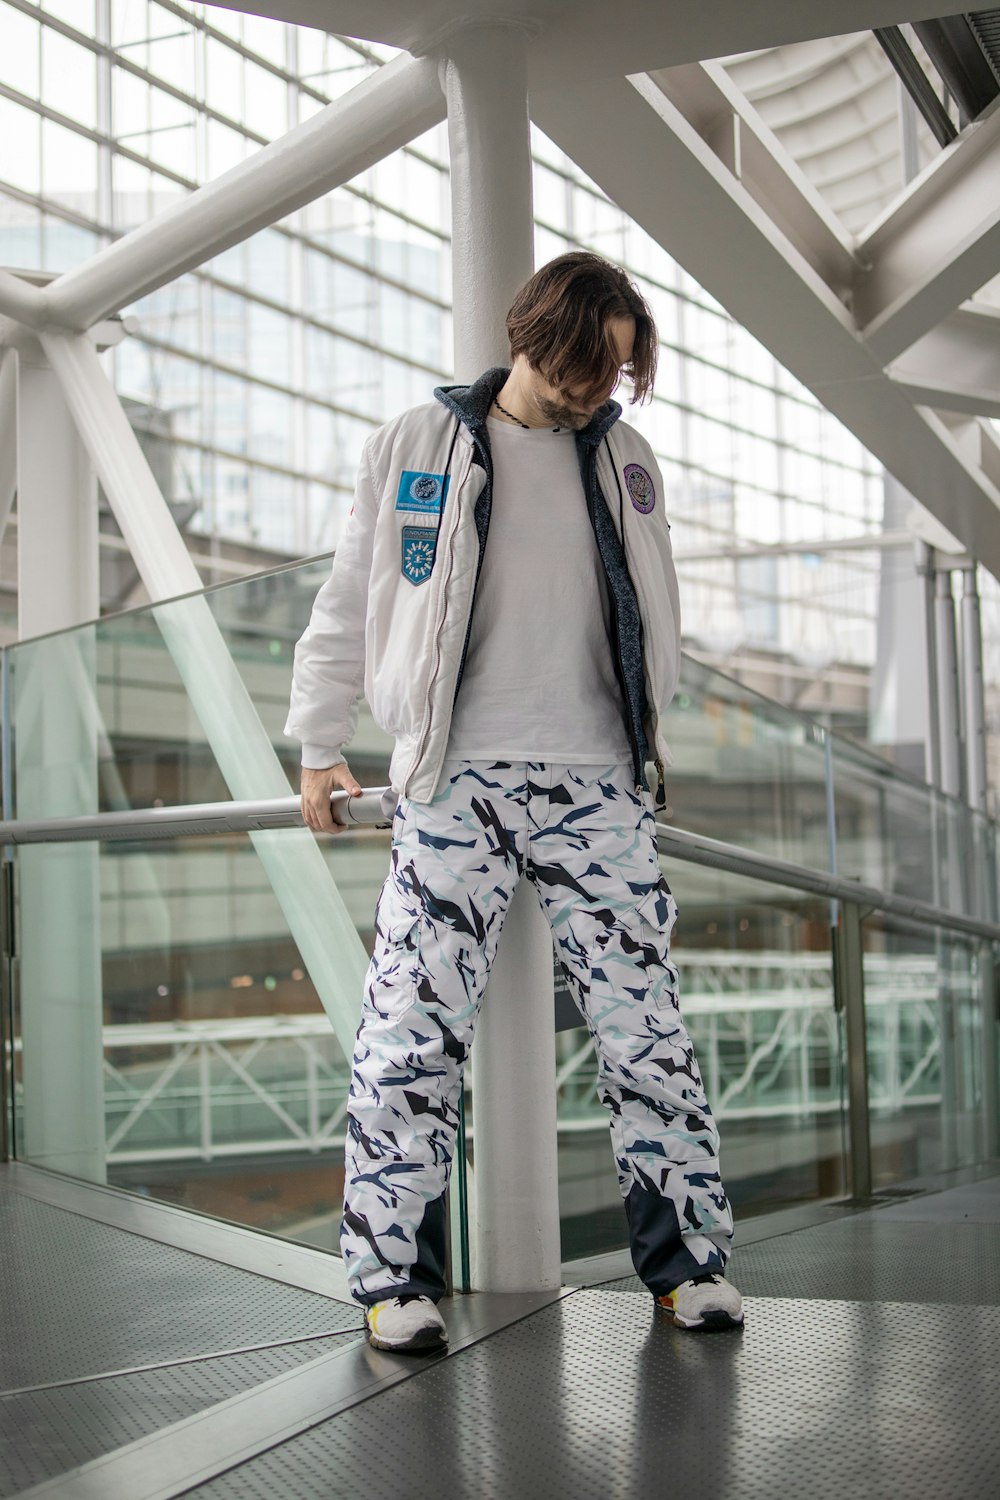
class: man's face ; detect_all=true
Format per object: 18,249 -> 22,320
529,314 -> 636,431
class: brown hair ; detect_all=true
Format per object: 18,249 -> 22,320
505,251 -> 658,404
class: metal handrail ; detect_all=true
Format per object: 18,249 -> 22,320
655,824 -> 1000,944
0,789 -> 392,844
1,788 -> 998,944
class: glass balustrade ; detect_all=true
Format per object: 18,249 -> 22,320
666,656 -> 832,872
862,912 -> 988,1186
9,823 -> 383,1249
555,871 -> 846,1261
2,550 -> 998,1277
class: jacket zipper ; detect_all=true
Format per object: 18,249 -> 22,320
403,428 -> 470,794
408,432 -> 490,798
587,445 -> 644,790
451,430 -> 493,707
600,437 -> 669,811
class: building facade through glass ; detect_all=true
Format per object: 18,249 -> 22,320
0,0 -> 974,734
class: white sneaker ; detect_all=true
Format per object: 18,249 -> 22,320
364,1296 -> 449,1352
655,1272 -> 744,1330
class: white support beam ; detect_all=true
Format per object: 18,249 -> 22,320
0,351 -> 15,542
979,423 -> 1000,495
0,268 -> 44,329
887,303 -> 1000,419
532,70 -> 1000,581
441,21 -> 561,1296
14,342 -> 104,1182
45,53 -> 445,330
855,96 -> 1000,363
650,62 -> 856,298
209,2 -> 976,86
36,329 -> 371,1066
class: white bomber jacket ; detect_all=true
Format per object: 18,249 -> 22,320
285,367 -> 681,805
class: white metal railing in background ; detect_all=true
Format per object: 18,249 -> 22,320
3,953 -> 955,1166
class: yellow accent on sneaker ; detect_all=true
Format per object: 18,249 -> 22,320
655,1275 -> 744,1330
364,1296 -> 448,1351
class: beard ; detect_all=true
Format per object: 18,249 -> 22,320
534,393 -> 591,430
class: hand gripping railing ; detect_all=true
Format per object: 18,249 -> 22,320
0,789 -> 394,844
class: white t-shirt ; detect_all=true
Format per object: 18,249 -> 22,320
445,416 -> 631,763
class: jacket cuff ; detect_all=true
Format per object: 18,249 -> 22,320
300,745 -> 347,770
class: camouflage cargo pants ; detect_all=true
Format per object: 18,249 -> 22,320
342,759 -> 734,1303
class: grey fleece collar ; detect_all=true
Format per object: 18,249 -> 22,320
434,367 -> 622,448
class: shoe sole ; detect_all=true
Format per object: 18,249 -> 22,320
657,1306 -> 744,1332
365,1326 -> 449,1353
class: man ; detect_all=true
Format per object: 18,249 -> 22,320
286,251 -> 742,1352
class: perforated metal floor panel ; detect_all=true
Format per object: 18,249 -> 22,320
0,1337 -> 360,1497
602,1217 -> 1000,1305
0,1187 -> 358,1389
869,1179 -> 1000,1223
190,1288 -> 1000,1500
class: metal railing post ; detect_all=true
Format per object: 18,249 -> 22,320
980,941 -> 1000,1160
835,900 -> 872,1199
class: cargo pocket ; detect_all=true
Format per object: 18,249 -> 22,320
589,879 -> 680,1018
633,879 -> 681,1011
369,883 -> 422,1018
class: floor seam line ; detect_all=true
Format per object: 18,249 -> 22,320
10,1291 -> 575,1500
0,1328 -> 364,1400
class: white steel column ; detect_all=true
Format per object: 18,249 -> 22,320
442,25 -> 536,379
15,343 -> 105,1181
37,330 -> 370,1064
915,542 -> 941,789
934,568 -> 964,801
442,24 -> 562,1293
0,351 -> 15,540
959,562 -> 988,816
932,563 -> 964,1167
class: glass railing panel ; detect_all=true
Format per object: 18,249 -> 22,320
10,823 -> 392,1253
671,656 -> 832,871
8,556 -> 395,820
826,731 -> 985,918
862,912 -> 986,1187
556,866 -> 847,1262
968,806 -> 1000,927
7,555 -> 1000,1271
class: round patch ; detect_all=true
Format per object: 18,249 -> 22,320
410,474 -> 441,503
624,463 -> 655,514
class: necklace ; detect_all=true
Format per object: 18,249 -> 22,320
493,395 -> 561,434
493,396 -> 530,428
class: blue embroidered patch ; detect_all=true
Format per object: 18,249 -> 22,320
401,525 -> 437,585
395,469 -> 449,513
623,463 -> 655,514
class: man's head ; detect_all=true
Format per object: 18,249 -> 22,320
504,252 -> 657,430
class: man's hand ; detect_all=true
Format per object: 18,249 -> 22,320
300,762 -> 364,835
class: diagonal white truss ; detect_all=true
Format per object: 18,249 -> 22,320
887,304 -> 1000,420
855,97 -> 1000,363
532,60 -> 1000,578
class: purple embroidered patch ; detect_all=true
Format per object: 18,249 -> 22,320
624,463 -> 655,514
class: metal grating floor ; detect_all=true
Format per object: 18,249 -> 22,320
0,1174 -> 364,1496
0,1186 -> 358,1390
0,1338 -> 359,1497
192,1289 -> 1000,1500
602,1216 -> 1000,1304
3,1169 -> 999,1499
